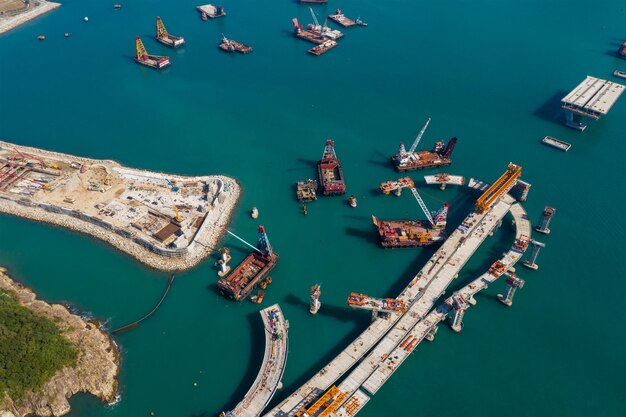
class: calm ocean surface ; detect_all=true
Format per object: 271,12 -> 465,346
1,0 -> 625,416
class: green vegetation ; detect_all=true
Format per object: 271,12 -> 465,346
0,289 -> 77,401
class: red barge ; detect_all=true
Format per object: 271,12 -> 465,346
391,118 -> 457,172
217,226 -> 278,301
317,139 -> 346,196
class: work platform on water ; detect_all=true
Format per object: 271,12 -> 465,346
318,140 -> 346,196
219,35 -> 252,53
328,10 -> 356,27
134,36 -> 170,69
308,40 -> 338,56
222,304 -> 288,417
542,136 -> 571,152
561,76 -> 625,131
156,17 -> 185,48
197,4 -> 225,18
217,227 -> 277,301
424,173 -> 465,189
391,118 -> 457,171
261,163 -> 531,417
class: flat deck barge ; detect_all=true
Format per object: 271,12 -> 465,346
218,226 -> 277,301
197,4 -> 225,18
372,216 -> 446,248
328,10 -> 356,27
296,179 -> 318,202
219,36 -> 252,53
307,24 -> 344,40
308,40 -> 337,56
317,139 -> 346,196
392,137 -> 457,171
542,136 -> 571,151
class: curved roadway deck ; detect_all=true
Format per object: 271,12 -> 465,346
227,304 -> 288,417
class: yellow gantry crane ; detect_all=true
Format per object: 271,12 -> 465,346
475,163 -> 522,213
296,386 -> 347,417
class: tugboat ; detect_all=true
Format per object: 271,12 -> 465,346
201,12 -> 208,21
355,17 -> 368,26
251,206 -> 259,219
348,195 -> 357,208
614,70 -> 626,79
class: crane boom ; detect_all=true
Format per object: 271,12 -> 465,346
410,187 -> 434,225
408,118 -> 431,154
309,7 -> 320,27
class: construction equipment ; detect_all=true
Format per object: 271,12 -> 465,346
380,176 -> 414,196
165,179 -> 179,192
391,119 -> 458,172
475,163 -> 522,213
155,16 -> 185,48
134,36 -> 170,69
173,206 -> 183,223
410,187 -> 447,228
297,386 -> 347,417
346,292 -> 407,314
396,118 -> 431,166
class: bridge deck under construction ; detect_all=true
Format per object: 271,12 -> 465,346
561,76 -> 625,119
226,304 -> 288,417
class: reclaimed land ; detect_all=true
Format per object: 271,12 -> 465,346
0,140 -> 240,271
0,267 -> 119,417
0,0 -> 61,35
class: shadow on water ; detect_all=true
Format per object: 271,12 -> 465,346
345,226 -> 379,246
285,158 -> 318,173
342,214 -> 372,222
284,293 -> 362,324
533,90 -> 568,124
220,312 -> 266,412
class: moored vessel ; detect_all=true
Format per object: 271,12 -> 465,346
197,4 -> 226,19
541,136 -> 571,151
617,42 -> 626,59
391,118 -> 457,171
134,36 -> 170,69
219,35 -> 253,53
348,195 -> 357,208
614,70 -> 626,79
156,17 -> 185,48
328,9 -> 356,27
296,179 -> 318,202
308,40 -> 337,55
317,140 -> 346,196
217,226 -> 278,301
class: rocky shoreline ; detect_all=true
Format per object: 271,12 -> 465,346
0,268 -> 119,417
0,1 -> 61,35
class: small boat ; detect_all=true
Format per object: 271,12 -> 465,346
64,32 -> 70,37
542,136 -> 571,152
348,195 -> 357,208
614,70 -> 626,79
114,4 -> 121,9
201,12 -> 208,21
37,35 -> 45,40
355,17 -> 368,26
251,206 -> 259,219
84,16 -> 89,22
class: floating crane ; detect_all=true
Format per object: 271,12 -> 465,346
396,118 -> 431,166
134,36 -> 170,69
410,187 -> 448,228
391,118 -> 458,171
155,16 -> 185,48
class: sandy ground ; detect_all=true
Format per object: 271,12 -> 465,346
0,1 -> 60,35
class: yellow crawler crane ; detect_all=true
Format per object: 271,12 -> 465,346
297,386 -> 347,417
475,163 -> 522,213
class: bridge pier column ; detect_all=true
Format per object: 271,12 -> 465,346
523,240 -> 545,270
498,272 -> 525,307
448,294 -> 469,333
468,294 -> 477,306
425,325 -> 439,342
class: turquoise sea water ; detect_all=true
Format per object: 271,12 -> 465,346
1,0 -> 625,416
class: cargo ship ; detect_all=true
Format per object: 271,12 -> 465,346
219,35 -> 252,53
217,226 -> 278,301
308,40 -> 337,56
373,188 -> 448,248
134,36 -> 170,69
317,139 -> 346,196
617,42 -> 626,59
156,17 -> 185,48
391,118 -> 457,172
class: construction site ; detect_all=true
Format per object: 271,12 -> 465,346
391,118 -> 457,171
0,141 -> 240,270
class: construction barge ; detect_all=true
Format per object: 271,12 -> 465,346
542,136 -> 571,151
328,9 -> 356,27
219,35 -> 252,53
293,18 -> 324,44
317,140 -> 346,196
308,40 -> 337,56
156,17 -> 185,48
296,179 -> 318,202
391,118 -> 457,172
373,187 -> 448,248
197,4 -> 225,19
134,36 -> 170,69
217,226 -> 277,301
